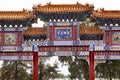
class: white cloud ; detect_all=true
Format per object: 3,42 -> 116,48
45,56 -> 70,75
0,0 -> 119,10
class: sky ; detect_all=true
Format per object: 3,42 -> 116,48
0,0 -> 120,10
0,0 -> 120,76
45,56 -> 70,75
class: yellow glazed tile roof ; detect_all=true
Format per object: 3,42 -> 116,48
92,8 -> 120,19
24,27 -> 46,36
33,2 -> 94,13
0,9 -> 34,20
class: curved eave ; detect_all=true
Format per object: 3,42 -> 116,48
34,11 -> 92,22
23,35 -> 46,40
80,34 -> 103,40
94,18 -> 120,26
0,19 -> 32,27
93,17 -> 120,20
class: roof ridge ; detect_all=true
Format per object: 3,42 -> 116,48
0,9 -> 34,20
93,9 -> 120,19
33,2 -> 94,13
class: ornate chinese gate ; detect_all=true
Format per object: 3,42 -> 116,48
0,2 -> 120,80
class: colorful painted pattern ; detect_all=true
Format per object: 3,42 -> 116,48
4,33 -> 17,46
112,32 -> 120,45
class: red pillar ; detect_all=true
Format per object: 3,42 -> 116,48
33,52 -> 38,80
89,51 -> 94,80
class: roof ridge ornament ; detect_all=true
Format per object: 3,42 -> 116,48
98,8 -> 104,12
47,2 -> 51,6
85,3 -> 89,6
23,8 -> 28,13
76,2 -> 81,5
37,4 -> 41,7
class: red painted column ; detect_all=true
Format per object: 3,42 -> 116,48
33,52 -> 38,80
89,51 -> 94,80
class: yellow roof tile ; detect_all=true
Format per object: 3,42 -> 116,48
92,8 -> 120,19
80,26 -> 104,35
24,27 -> 46,36
0,9 -> 34,20
33,2 -> 94,13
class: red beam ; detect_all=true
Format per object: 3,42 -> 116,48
39,46 -> 89,52
33,52 -> 38,80
89,51 -> 94,80
0,52 -> 33,56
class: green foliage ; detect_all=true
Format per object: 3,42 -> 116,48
0,61 -> 30,80
55,73 -> 65,78
95,60 -> 120,80
59,56 -> 89,80
38,61 -> 59,80
58,56 -> 72,64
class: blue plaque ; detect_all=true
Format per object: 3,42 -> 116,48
56,29 -> 70,37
